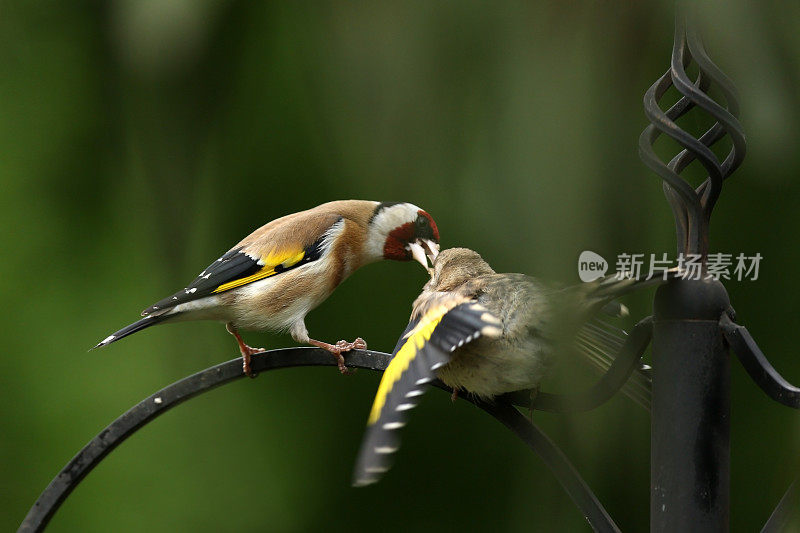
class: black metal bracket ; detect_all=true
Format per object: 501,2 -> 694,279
720,313 -> 800,532
18,347 -> 625,533
720,314 -> 800,409
533,316 -> 653,413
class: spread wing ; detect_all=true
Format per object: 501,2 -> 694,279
352,300 -> 503,487
142,214 -> 343,315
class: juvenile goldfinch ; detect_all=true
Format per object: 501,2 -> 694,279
353,247 -> 671,486
95,200 -> 440,376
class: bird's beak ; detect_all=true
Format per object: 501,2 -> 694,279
421,239 -> 439,264
407,239 -> 439,275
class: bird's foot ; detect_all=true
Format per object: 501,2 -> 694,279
308,337 -> 367,374
336,337 -> 367,351
226,323 -> 264,378
451,388 -> 459,402
239,344 -> 266,378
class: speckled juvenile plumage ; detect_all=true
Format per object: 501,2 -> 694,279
353,247 -> 671,486
95,200 -> 440,376
422,274 -> 556,399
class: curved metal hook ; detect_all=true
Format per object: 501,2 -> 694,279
18,347 -> 621,533
720,314 -> 800,408
533,317 -> 654,413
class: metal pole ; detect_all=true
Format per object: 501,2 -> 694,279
651,278 -> 731,531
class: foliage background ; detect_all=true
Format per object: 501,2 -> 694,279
2,1 -> 798,531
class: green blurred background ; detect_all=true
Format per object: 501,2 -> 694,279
2,1 -> 799,531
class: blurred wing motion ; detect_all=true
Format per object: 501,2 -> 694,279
352,300 -> 503,487
577,319 -> 653,410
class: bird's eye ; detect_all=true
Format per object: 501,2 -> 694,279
417,217 -> 428,227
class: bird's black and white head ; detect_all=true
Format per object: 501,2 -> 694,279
366,202 -> 440,271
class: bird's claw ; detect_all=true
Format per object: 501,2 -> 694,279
335,353 -> 353,375
243,358 -> 255,378
307,337 -> 367,375
336,337 -> 367,351
241,345 -> 265,378
331,338 -> 366,374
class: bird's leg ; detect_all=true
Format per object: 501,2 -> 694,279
307,337 -> 367,374
290,321 -> 364,374
451,388 -> 460,402
225,323 -> 264,378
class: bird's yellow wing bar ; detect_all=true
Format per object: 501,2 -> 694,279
142,232 -> 331,316
212,249 -> 306,293
367,303 -> 452,424
353,301 -> 502,487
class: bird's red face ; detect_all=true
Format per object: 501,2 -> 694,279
383,209 -> 440,266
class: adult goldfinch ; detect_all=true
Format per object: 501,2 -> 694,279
353,247 -> 671,486
95,200 -> 440,376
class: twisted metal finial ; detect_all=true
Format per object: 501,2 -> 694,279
639,9 -> 746,258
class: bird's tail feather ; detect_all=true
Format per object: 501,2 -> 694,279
92,314 -> 170,349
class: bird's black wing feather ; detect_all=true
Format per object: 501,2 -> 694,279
352,301 -> 502,487
143,248 -> 260,315
142,219 -> 340,316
